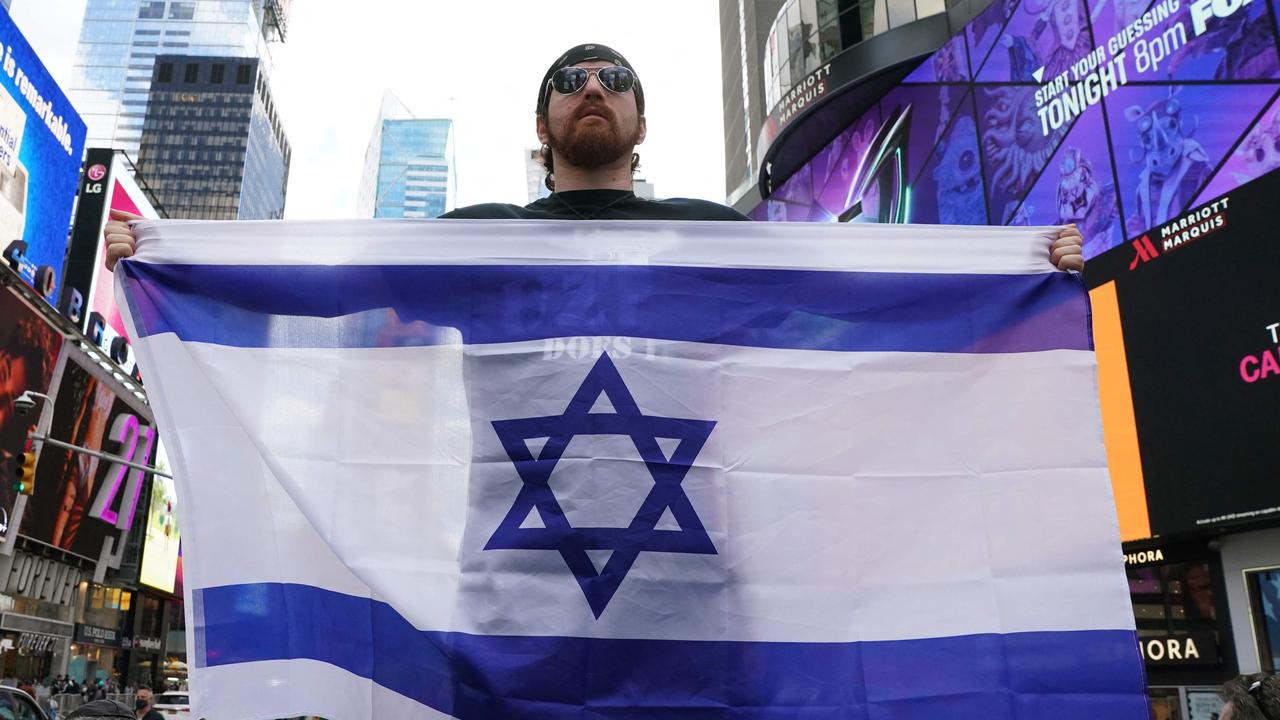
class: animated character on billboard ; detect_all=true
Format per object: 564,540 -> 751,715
1040,0 -> 1092,79
1009,202 -> 1037,225
969,0 -> 1020,59
983,86 -> 1064,222
1125,95 -> 1210,233
1170,4 -> 1279,80
1056,147 -> 1118,253
999,35 -> 1042,81
1235,106 -> 1280,182
934,115 -> 987,224
932,36 -> 967,82
1000,0 -> 1092,81
1109,0 -> 1150,33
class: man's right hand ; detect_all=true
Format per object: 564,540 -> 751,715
104,209 -> 142,271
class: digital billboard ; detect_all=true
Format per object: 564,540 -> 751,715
0,285 -> 62,543
1086,169 -> 1280,540
139,441 -> 180,594
61,148 -> 161,379
751,0 -> 1280,261
19,348 -> 155,561
0,7 -> 87,299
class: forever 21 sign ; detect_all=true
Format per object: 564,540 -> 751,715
87,413 -> 157,577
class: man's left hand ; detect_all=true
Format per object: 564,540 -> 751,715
1051,225 -> 1084,272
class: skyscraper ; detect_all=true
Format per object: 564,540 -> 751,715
357,93 -> 455,219
525,148 -> 551,203
68,0 -> 287,160
719,0 -> 786,205
136,55 -> 290,219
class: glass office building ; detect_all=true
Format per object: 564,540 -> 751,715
136,55 -> 290,219
68,0 -> 286,160
357,95 -> 455,219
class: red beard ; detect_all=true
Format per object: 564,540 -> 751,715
548,103 -> 640,168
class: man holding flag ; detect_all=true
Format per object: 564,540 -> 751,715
101,43 -> 1140,720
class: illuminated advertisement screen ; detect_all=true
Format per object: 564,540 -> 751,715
61,149 -> 160,378
20,350 -> 155,560
1086,169 -> 1280,539
0,8 -> 87,298
139,441 -> 180,594
750,0 -> 1280,261
0,287 -> 61,542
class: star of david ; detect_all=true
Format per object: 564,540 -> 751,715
485,353 -> 717,618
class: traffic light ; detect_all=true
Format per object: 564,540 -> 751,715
11,438 -> 36,495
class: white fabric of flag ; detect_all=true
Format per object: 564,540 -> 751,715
117,219 -> 1147,720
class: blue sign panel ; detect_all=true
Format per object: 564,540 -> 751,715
0,7 -> 87,299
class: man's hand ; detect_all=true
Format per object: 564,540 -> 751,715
1051,225 -> 1084,272
104,209 -> 142,271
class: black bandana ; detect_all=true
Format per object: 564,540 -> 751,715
536,43 -> 645,115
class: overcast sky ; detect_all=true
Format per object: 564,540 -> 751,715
9,0 -> 730,218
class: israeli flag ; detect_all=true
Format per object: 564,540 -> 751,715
117,219 -> 1147,720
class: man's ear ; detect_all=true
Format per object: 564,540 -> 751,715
636,116 -> 647,146
536,114 -> 550,146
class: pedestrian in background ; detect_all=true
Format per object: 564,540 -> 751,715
1219,673 -> 1280,719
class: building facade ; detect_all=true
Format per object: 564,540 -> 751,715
719,0 -> 956,206
135,55 -> 291,220
357,95 -> 454,219
68,0 -> 287,161
526,150 -> 653,203
722,0 -> 1280,709
719,0 -> 784,206
525,148 -> 551,204
0,265 -> 183,692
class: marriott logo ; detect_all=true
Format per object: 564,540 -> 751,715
1128,196 -> 1231,271
1128,235 -> 1159,269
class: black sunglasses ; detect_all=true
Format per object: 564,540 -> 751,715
548,66 -> 637,97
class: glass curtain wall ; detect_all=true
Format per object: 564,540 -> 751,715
762,0 -> 947,112
69,0 -> 273,159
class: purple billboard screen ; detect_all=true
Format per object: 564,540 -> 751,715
752,0 -> 1280,260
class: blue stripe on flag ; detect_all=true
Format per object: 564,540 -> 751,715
196,583 -> 1146,719
119,263 -> 1091,353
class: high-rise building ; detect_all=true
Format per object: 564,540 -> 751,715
135,55 -> 290,219
719,0 -> 964,209
719,0 -> 785,207
526,149 -> 653,202
357,93 -> 455,219
68,0 -> 288,160
525,148 -> 551,203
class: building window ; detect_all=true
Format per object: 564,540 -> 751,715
184,63 -> 199,83
157,62 -> 173,83
168,1 -> 195,19
1127,555 -> 1223,668
138,1 -> 165,19
1248,569 -> 1280,671
211,64 -> 225,84
236,64 -> 253,85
